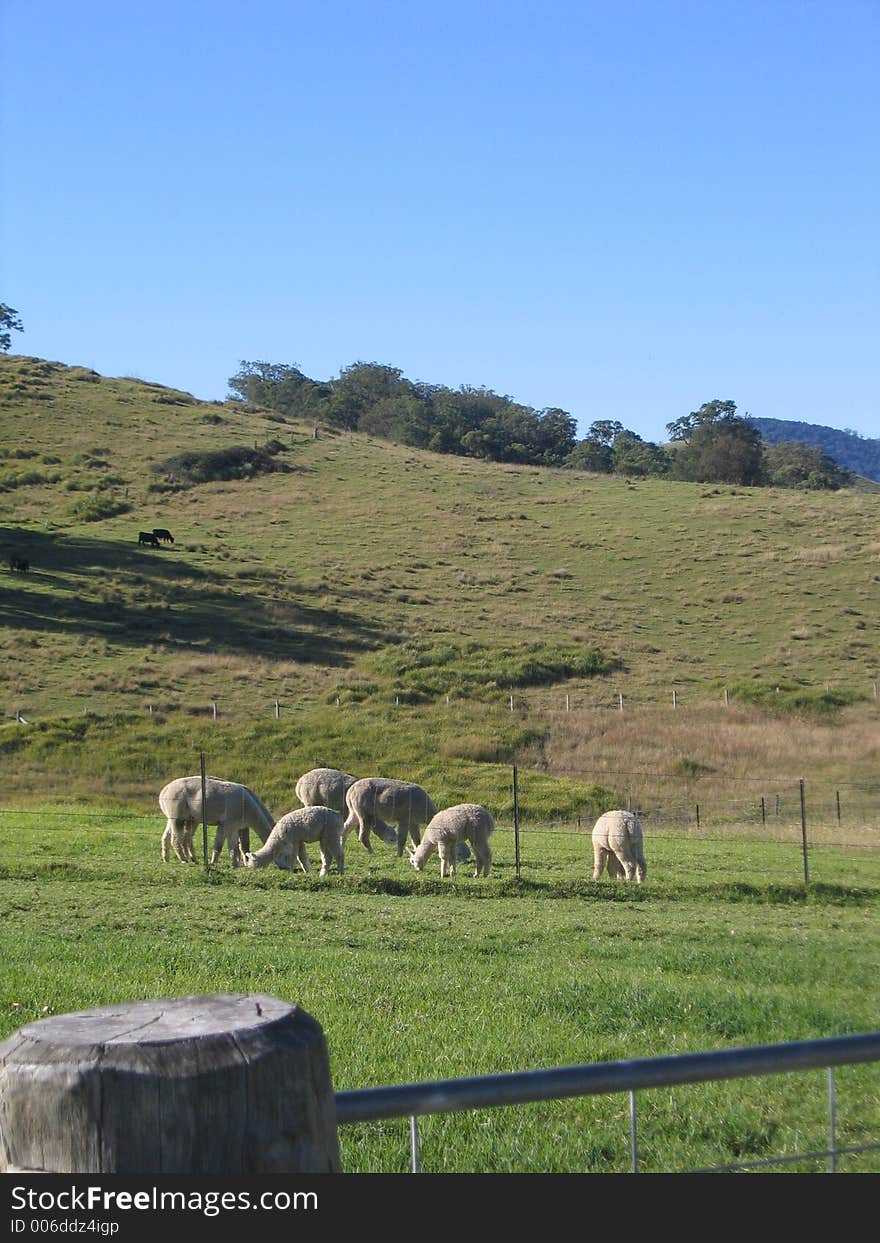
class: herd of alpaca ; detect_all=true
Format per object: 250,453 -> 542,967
159,765 -> 647,882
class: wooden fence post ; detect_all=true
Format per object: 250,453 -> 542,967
0,994 -> 341,1173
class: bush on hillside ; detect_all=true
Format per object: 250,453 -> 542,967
726,681 -> 864,717
69,495 -> 132,522
149,441 -> 289,489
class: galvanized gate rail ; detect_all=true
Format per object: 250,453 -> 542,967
335,1030 -> 880,1173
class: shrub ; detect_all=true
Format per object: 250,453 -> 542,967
369,639 -> 622,699
726,681 -> 864,717
150,443 -> 289,488
69,496 -> 132,522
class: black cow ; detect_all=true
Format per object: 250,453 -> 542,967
9,556 -> 29,573
152,528 -> 174,543
138,531 -> 161,547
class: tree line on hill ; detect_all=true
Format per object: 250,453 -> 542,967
749,418 -> 880,484
229,360 -> 855,491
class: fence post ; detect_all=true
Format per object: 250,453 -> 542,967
274,700 -> 280,720
200,752 -> 209,869
695,803 -> 700,829
799,779 -> 809,886
835,790 -> 841,824
672,689 -> 677,709
629,1091 -> 639,1173
760,796 -> 766,825
0,995 -> 341,1173
513,764 -> 521,880
211,700 -> 218,721
618,692 -> 624,712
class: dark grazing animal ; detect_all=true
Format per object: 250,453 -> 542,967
152,528 -> 174,543
138,531 -> 161,547
9,556 -> 29,573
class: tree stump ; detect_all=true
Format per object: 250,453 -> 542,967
0,993 -> 341,1174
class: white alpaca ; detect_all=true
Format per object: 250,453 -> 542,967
591,810 -> 647,883
159,776 -> 275,866
343,777 -> 437,856
408,804 -> 494,878
244,807 -> 345,876
295,767 -> 357,814
296,768 -> 398,846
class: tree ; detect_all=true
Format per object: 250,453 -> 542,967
762,441 -> 851,490
666,399 -> 739,443
0,304 -> 23,352
671,418 -> 764,485
611,431 -> 670,477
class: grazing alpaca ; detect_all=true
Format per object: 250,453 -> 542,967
159,776 -> 275,866
591,810 -> 647,883
295,767 -> 357,814
296,767 -> 398,847
343,777 -> 437,856
408,803 -> 494,878
244,807 -> 345,876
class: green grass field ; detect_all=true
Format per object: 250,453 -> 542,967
1,806 -> 877,1173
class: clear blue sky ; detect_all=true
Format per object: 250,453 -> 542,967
2,1 -> 878,442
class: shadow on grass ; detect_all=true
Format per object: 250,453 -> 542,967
0,527 -> 390,667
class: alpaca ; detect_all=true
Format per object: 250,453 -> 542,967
244,806 -> 345,876
343,777 -> 437,856
159,776 -> 275,866
408,803 -> 494,878
295,767 -> 357,814
591,810 -> 647,883
296,768 -> 398,846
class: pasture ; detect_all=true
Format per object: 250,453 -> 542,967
0,804 -> 877,1173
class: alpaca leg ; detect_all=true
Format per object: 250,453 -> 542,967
619,854 -> 636,882
210,826 -> 226,866
184,819 -> 197,862
438,842 -> 452,878
592,844 -> 607,880
479,845 -> 492,877
606,853 -> 625,879
228,830 -> 243,867
297,839 -> 310,873
161,821 -> 174,863
171,820 -> 192,863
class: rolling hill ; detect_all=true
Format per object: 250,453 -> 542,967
751,416 -> 880,482
1,352 -> 879,805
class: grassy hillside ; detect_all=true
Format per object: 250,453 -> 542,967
1,353 -> 879,806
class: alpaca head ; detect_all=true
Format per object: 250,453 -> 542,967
406,843 -> 424,871
243,851 -> 257,868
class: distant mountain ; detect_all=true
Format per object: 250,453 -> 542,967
750,418 -> 880,483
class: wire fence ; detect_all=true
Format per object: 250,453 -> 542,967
1,758 -> 877,889
335,1030 -> 880,1173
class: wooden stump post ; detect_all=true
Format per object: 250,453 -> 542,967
0,993 -> 341,1174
